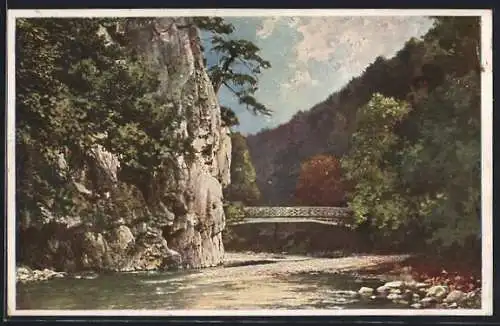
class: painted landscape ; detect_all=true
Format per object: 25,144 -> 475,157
11,13 -> 486,312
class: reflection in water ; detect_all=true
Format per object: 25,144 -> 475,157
17,256 -> 406,310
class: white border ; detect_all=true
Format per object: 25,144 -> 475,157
6,9 -> 493,317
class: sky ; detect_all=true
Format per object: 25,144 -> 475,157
203,16 -> 434,135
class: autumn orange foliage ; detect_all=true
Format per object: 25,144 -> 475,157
294,154 -> 346,206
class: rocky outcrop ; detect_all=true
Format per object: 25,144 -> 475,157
17,18 -> 231,272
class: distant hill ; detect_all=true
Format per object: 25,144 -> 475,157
246,20 -> 474,205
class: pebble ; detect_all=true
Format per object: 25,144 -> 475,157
358,287 -> 374,296
397,299 -> 410,305
415,282 -> 430,289
420,297 -> 437,307
410,303 -> 423,309
385,281 -> 404,288
387,293 -> 403,301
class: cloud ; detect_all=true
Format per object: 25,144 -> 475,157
210,16 -> 434,135
272,16 -> 433,114
280,66 -> 319,93
294,16 -> 432,68
256,17 -> 281,39
256,17 -> 302,39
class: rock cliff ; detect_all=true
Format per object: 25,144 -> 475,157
17,17 -> 231,272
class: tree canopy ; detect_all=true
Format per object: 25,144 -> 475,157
16,18 -> 191,226
200,17 -> 272,118
340,17 -> 481,255
294,154 -> 346,207
223,132 -> 261,205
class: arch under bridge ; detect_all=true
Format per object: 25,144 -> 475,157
224,206 -> 362,254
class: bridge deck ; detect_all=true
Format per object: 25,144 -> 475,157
227,206 -> 353,226
242,206 -> 352,218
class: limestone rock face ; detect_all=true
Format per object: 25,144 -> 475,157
17,18 -> 230,272
125,18 -> 230,269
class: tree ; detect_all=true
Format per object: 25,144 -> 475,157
207,35 -> 272,116
224,132 -> 261,205
339,17 -> 482,256
402,72 -> 481,249
340,94 -> 412,230
196,17 -> 272,120
424,17 -> 481,75
15,18 -> 187,226
116,17 -> 272,118
220,105 -> 240,127
341,75 -> 480,252
294,154 -> 346,207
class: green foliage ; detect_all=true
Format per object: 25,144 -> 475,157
424,17 -> 481,75
223,201 -> 246,222
405,72 -> 481,247
341,94 -> 412,229
193,17 -> 235,34
203,21 -> 272,117
224,132 -> 261,205
16,18 -> 187,226
220,105 -> 240,127
342,74 -> 480,251
339,17 -> 482,254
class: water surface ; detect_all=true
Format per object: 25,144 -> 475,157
17,253 -> 408,310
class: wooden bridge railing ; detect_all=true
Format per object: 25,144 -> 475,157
242,206 -> 353,219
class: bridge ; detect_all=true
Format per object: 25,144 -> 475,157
228,206 -> 353,226
224,206 -> 362,254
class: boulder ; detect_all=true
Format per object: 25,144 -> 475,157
444,290 -> 466,303
426,285 -> 448,300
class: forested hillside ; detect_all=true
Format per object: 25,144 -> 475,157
247,17 -> 480,206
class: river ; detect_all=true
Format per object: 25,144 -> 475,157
17,252 -> 411,310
